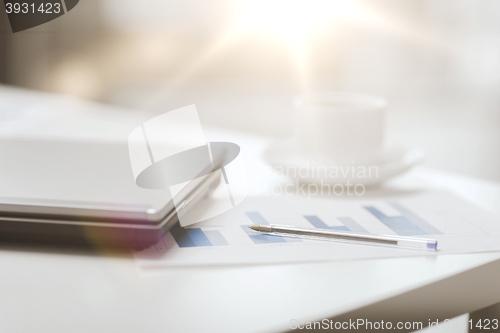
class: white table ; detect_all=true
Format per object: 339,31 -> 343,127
1,152 -> 500,332
2,88 -> 500,332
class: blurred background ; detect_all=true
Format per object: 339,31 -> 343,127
0,0 -> 499,181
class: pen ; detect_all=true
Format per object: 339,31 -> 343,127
249,225 -> 438,250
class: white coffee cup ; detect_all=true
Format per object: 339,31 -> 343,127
293,92 -> 387,163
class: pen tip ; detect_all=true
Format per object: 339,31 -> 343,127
249,225 -> 259,231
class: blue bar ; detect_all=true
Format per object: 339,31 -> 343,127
304,216 -> 351,231
185,228 -> 212,247
240,225 -> 257,236
240,225 -> 288,244
204,230 -> 229,246
338,217 -> 368,233
170,224 -> 196,248
389,202 -> 442,235
330,226 -> 350,231
304,215 -> 330,229
282,236 -> 302,242
249,234 -> 270,244
246,212 -> 269,225
365,207 -> 427,236
264,234 -> 288,243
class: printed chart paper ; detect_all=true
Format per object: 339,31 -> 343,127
134,191 -> 500,268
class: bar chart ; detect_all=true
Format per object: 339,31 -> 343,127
165,201 -> 442,248
135,192 -> 500,268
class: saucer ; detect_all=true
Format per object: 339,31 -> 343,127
264,140 -> 425,185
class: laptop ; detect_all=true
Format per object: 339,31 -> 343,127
0,137 -> 225,249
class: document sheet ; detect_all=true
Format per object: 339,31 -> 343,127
134,191 -> 500,268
